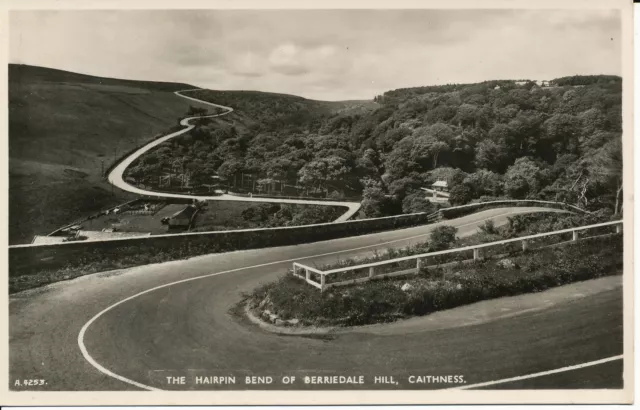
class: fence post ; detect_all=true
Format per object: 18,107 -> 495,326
572,230 -> 579,241
416,258 -> 422,273
320,274 -> 326,292
522,240 -> 528,251
305,268 -> 310,281
616,224 -> 622,234
293,263 -> 298,277
473,248 -> 481,261
369,267 -> 375,278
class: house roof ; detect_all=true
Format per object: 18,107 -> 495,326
432,180 -> 448,188
171,205 -> 196,220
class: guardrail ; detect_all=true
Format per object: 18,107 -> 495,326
291,220 -> 622,291
439,200 -> 588,220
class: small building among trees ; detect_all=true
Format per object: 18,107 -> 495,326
431,180 -> 449,193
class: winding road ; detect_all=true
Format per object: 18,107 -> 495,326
107,90 -> 362,222
9,206 -> 624,393
8,91 -> 625,398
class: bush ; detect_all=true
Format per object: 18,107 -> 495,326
478,220 -> 498,235
428,225 -> 458,251
503,211 -> 611,238
449,184 -> 473,206
402,192 -> 436,214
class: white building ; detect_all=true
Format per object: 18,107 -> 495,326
432,180 -> 449,193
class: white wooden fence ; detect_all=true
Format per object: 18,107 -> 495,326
292,220 -> 623,291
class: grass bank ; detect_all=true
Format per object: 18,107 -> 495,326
9,64 -> 212,244
246,234 -> 623,327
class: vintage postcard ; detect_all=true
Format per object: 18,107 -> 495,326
1,0 -> 634,405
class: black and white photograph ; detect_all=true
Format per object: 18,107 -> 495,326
2,0 -> 634,405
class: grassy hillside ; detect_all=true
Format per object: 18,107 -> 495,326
9,64 -> 195,92
185,89 -> 378,132
8,64 -> 214,244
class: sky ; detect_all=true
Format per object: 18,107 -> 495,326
9,9 -> 622,101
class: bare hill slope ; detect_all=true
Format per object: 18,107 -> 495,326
9,64 -> 212,244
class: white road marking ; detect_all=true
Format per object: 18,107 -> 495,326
448,355 -> 623,390
76,208 -> 560,391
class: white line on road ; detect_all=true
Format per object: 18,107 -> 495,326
448,355 -> 623,390
76,208 -> 558,391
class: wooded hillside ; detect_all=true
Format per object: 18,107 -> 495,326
127,76 -> 623,218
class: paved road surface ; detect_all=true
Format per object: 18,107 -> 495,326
9,207 -> 623,391
107,90 -> 361,221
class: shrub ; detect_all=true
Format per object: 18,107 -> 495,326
448,184 -> 473,206
478,219 -> 498,235
402,192 -> 437,214
428,225 -> 458,251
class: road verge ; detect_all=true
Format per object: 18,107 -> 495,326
242,274 -> 622,336
245,235 -> 622,328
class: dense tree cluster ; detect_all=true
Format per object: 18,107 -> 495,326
127,75 -> 622,217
